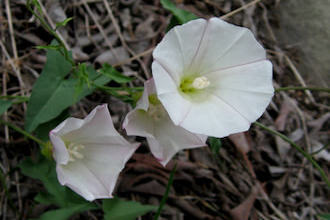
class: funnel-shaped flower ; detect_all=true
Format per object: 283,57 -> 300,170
49,104 -> 139,201
123,79 -> 207,166
152,18 -> 274,137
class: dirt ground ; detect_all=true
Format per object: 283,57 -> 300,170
0,0 -> 329,219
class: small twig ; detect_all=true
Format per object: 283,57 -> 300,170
284,55 -> 316,103
258,183 -> 288,220
275,87 -> 330,93
254,122 -> 330,188
113,47 -> 155,67
220,0 -> 262,20
5,0 -> 25,89
82,0 -> 119,62
0,119 -> 46,147
102,0 -> 151,79
38,0 -> 70,50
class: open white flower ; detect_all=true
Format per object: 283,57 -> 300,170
49,104 -> 139,201
152,17 -> 274,137
123,79 -> 207,166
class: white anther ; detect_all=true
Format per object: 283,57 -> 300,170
192,76 -> 210,89
67,143 -> 85,162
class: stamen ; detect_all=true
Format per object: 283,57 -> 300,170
192,76 -> 210,89
67,142 -> 85,162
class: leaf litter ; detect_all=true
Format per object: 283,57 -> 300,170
0,0 -> 329,219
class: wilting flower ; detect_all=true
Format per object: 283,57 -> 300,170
49,104 -> 139,201
123,79 -> 207,166
152,17 -> 274,137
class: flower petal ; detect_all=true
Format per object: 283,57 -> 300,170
152,61 -> 192,125
51,104 -> 139,201
206,60 -> 274,121
124,110 -> 154,138
150,117 -> 207,166
124,79 -> 207,166
56,137 -> 139,201
153,19 -> 207,84
152,17 -> 273,138
50,118 -> 84,165
62,104 -> 119,143
177,93 -> 253,137
194,18 -> 266,75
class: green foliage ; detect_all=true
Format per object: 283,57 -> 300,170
35,45 -> 61,50
209,137 -> 222,155
160,0 -> 198,25
99,63 -> 133,83
208,137 -> 222,165
154,164 -> 177,220
25,46 -> 111,133
103,198 -> 157,220
318,213 -> 330,220
34,110 -> 70,142
20,156 -> 97,220
55,17 -> 73,29
0,100 -> 12,116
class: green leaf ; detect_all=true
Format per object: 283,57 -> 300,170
208,137 -> 222,165
36,204 -> 93,220
25,45 -> 72,132
35,45 -> 61,50
32,0 -> 42,14
25,47 -> 111,132
209,137 -> 222,155
160,0 -> 198,25
318,213 -> 330,220
55,17 -> 73,29
20,156 -> 97,220
0,100 -> 12,116
19,156 -> 94,207
99,63 -> 132,83
34,109 -> 70,142
103,198 -> 157,220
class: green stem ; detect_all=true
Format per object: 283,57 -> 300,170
154,163 -> 177,220
254,122 -> 330,187
0,95 -> 29,101
26,0 -> 75,67
275,87 -> 330,93
0,119 -> 46,147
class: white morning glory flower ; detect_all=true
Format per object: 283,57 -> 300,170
123,79 -> 207,166
152,17 -> 274,137
49,104 -> 139,201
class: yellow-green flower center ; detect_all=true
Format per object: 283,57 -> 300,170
179,75 -> 210,94
65,141 -> 85,162
147,94 -> 166,121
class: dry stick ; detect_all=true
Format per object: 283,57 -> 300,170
38,0 -> 70,50
258,184 -> 288,220
1,59 -> 9,143
275,87 -> 330,93
5,0 -> 27,114
220,0 -> 262,20
5,0 -> 25,89
0,41 -> 22,81
14,172 -> 22,214
284,55 -> 316,103
255,122 -> 330,188
82,0 -> 119,62
103,0 -> 151,79
113,47 -> 155,67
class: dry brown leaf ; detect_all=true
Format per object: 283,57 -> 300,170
229,132 -> 252,154
229,185 -> 259,220
275,100 -> 293,131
